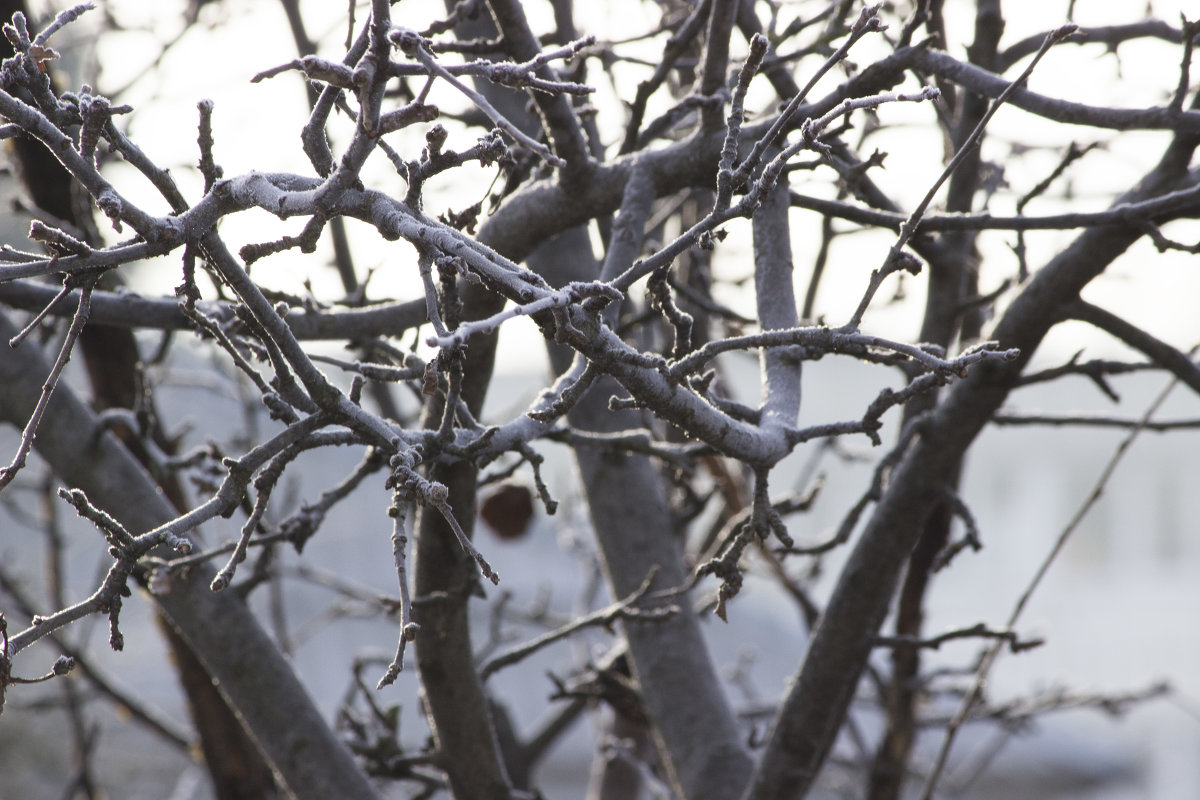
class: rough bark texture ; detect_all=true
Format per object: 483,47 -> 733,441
2,4 -> 1198,799
0,311 -> 380,800
533,219 -> 755,800
748,118 -> 1200,800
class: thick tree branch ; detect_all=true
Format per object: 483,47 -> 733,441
747,96 -> 1200,800
1064,299 -> 1200,397
0,311 -> 380,800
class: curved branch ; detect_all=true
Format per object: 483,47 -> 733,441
0,310 -> 380,800
1064,299 -> 1200,397
0,280 -> 427,340
895,46 -> 1200,132
747,99 -> 1200,800
1000,20 -> 1192,71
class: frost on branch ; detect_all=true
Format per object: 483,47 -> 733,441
0,3 -> 1196,800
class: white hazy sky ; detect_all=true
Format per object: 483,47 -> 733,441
78,0 -> 1200,372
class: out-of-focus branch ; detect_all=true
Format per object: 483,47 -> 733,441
0,311 -> 381,800
695,0 -> 737,130
0,567 -> 193,751
786,185 -> 1200,231
0,274 -> 95,491
920,363 -> 1189,800
999,19 -> 1193,71
412,360 -> 513,800
887,46 -> 1200,132
747,86 -> 1200,800
479,568 -> 673,680
484,0 -> 591,177
1064,299 -> 1200,397
533,199 -> 753,800
0,281 -> 427,338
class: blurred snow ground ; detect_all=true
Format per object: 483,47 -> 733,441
2,2 -> 1199,796
1,339 -> 1198,799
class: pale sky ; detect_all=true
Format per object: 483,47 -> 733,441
84,0 -> 1200,372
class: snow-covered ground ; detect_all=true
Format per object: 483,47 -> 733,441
2,345 -> 1197,799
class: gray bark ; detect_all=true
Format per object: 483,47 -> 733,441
0,310 -> 381,800
747,111 -> 1200,800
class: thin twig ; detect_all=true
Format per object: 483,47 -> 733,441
390,29 -> 567,167
377,495 -> 419,689
842,24 -> 1079,332
0,275 -> 97,491
479,568 -> 673,679
918,363 -> 1187,799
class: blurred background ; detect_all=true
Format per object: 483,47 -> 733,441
1,1 -> 1198,798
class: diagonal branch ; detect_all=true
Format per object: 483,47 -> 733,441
0,310 -> 381,800
484,0 -> 591,176
1064,298 -> 1200,397
745,82 -> 1200,800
